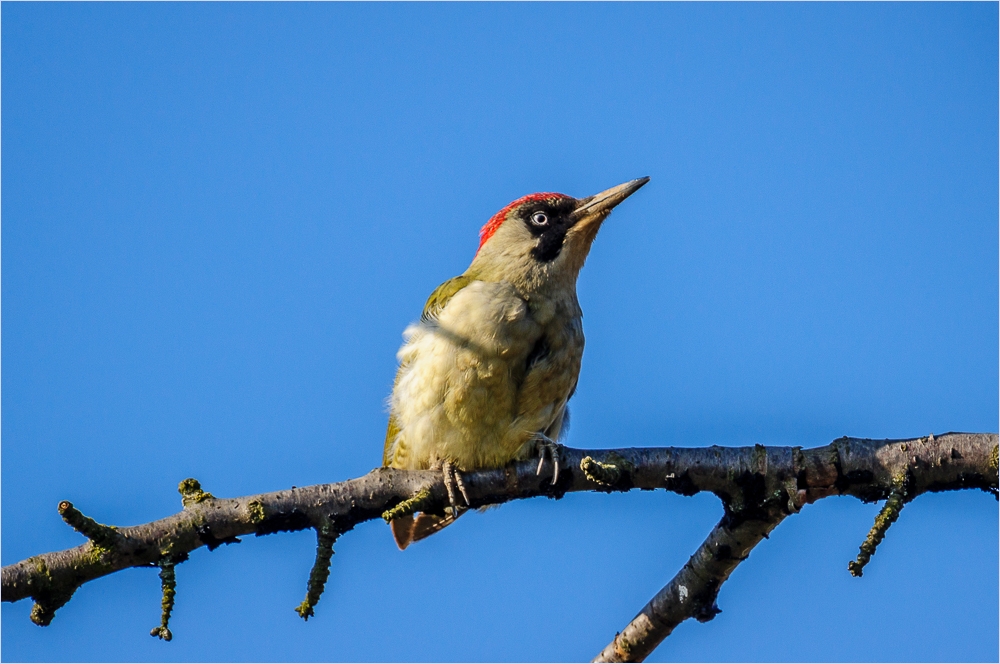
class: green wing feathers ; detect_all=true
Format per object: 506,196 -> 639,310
384,274 -> 475,469
421,275 -> 473,321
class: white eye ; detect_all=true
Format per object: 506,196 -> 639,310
530,211 -> 549,226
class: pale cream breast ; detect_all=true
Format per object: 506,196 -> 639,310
389,280 -> 549,470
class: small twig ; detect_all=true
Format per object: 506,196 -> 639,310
27,555 -> 76,627
150,559 -> 178,641
31,500 -> 122,626
848,476 -> 908,577
382,487 -> 433,523
57,501 -> 122,550
295,523 -> 338,621
178,478 -> 215,508
29,590 -> 75,627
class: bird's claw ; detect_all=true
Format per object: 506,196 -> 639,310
534,435 -> 561,485
441,460 -> 470,511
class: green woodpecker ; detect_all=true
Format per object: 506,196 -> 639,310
383,177 -> 649,549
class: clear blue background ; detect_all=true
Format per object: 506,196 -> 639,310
2,3 -> 997,662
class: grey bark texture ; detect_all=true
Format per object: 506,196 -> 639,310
3,432 -> 997,661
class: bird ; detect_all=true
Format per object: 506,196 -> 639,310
383,177 -> 649,549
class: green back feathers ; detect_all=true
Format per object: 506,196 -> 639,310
421,275 -> 473,322
383,274 -> 475,467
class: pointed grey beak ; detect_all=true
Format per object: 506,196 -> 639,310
573,177 -> 650,219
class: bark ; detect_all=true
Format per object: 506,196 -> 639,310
3,432 -> 996,661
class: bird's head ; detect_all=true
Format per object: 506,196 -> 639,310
468,177 -> 649,289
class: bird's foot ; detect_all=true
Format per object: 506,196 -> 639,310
534,435 -> 562,486
440,460 -> 470,512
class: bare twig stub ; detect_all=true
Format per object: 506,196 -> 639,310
2,433 -> 996,661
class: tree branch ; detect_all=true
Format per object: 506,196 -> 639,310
592,432 -> 998,662
3,432 -> 996,660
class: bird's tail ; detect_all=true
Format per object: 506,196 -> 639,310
390,509 -> 465,550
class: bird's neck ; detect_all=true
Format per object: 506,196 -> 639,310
466,257 -> 579,302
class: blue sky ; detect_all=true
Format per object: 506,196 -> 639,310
2,3 -> 997,662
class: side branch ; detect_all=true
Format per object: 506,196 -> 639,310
848,476 -> 908,577
2,432 -> 996,650
595,503 -> 789,662
592,432 -> 997,662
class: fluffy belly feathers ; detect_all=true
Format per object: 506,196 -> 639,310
386,280 -> 582,471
